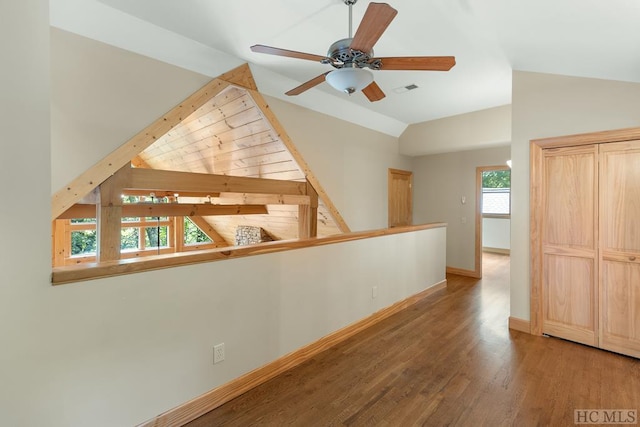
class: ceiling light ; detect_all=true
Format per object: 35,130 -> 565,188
326,68 -> 373,95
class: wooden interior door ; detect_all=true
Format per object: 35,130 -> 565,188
599,140 -> 640,358
542,145 -> 598,346
388,169 -> 413,227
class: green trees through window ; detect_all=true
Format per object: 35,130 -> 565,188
69,216 -> 211,256
482,169 -> 511,215
184,217 -> 212,245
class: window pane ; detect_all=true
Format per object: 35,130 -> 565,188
482,170 -> 511,188
71,218 -> 96,224
482,188 -> 510,214
122,196 -> 140,204
71,230 -> 97,255
184,217 -> 213,245
144,226 -> 168,248
120,227 -> 140,250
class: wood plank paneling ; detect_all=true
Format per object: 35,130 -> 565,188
139,83 -> 345,240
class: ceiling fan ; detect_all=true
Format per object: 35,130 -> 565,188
250,0 -> 456,102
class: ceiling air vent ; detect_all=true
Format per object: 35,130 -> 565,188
393,84 -> 419,94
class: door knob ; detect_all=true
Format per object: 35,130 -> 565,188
629,256 -> 637,261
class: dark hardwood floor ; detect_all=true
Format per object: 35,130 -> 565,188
186,253 -> 640,426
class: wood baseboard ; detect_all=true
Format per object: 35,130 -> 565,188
508,316 -> 531,333
482,247 -> 510,255
139,279 -> 448,427
446,266 -> 481,279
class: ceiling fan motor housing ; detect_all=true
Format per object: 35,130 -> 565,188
326,38 -> 380,70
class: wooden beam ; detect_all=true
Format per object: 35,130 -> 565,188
248,88 -> 351,233
215,193 -> 310,206
52,220 -> 67,267
51,77 -> 232,220
59,203 -> 268,219
298,181 -> 318,239
219,63 -> 258,91
308,181 -> 318,238
128,168 -> 306,196
121,189 -> 222,199
97,164 -> 131,262
131,155 -> 228,246
174,216 -> 185,253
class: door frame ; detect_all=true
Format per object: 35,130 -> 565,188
475,165 -> 511,280
529,127 -> 640,336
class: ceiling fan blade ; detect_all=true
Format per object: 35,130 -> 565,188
350,3 -> 398,53
285,72 -> 331,96
362,81 -> 386,102
250,45 -> 329,63
376,56 -> 456,71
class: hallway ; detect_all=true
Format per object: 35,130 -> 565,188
187,253 -> 639,426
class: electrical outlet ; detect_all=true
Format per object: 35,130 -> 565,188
372,286 -> 378,299
213,343 -> 225,364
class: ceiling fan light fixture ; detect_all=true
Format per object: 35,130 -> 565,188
326,68 -> 373,95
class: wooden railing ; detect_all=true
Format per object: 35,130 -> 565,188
51,223 -> 446,285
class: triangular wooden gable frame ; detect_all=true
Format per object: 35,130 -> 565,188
51,63 -> 350,233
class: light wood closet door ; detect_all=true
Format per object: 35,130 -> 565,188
542,145 -> 598,346
388,169 -> 413,227
600,140 -> 640,358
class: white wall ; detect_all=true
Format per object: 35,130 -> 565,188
412,145 -> 511,271
0,1 -> 52,426
51,28 -> 211,193
399,105 -> 511,156
510,71 -> 640,320
0,22 -> 445,426
482,218 -> 510,250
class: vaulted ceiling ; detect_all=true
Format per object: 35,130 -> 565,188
51,0 -> 640,145
135,83 -> 345,243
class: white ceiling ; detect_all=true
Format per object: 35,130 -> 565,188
51,0 -> 640,138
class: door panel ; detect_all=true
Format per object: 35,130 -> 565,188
543,254 -> 596,345
388,169 -> 412,227
599,140 -> 640,357
600,143 -> 640,252
543,150 -> 596,249
542,145 -> 598,345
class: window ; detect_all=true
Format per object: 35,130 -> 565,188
482,170 -> 510,216
184,217 -> 213,246
53,198 -> 219,267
